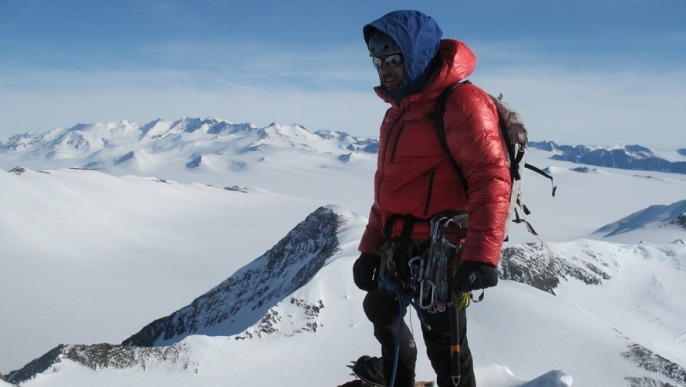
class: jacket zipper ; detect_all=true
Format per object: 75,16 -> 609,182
381,111 -> 405,165
390,123 -> 405,163
378,111 -> 406,207
423,167 -> 437,215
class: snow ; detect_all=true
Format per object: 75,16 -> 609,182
1,123 -> 685,386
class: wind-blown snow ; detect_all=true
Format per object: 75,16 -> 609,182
1,120 -> 685,386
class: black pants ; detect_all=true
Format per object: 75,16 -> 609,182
363,289 -> 476,387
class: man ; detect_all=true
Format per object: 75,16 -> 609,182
352,10 -> 512,387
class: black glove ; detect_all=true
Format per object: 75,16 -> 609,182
352,253 -> 381,291
452,260 -> 498,292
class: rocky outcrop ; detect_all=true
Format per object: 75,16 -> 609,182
498,242 -> 611,295
623,343 -> 686,386
5,342 -> 196,384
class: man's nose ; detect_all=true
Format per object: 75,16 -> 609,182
378,66 -> 392,75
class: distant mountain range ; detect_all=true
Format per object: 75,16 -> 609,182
0,118 -> 378,174
0,118 -> 684,175
530,141 -> 686,174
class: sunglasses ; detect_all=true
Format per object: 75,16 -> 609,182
372,54 -> 403,69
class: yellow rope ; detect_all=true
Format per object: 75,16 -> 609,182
451,291 -> 471,310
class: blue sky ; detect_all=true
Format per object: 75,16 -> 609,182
1,0 -> 684,148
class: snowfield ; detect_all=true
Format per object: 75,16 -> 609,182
1,120 -> 685,386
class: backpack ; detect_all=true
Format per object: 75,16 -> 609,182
434,81 -> 557,268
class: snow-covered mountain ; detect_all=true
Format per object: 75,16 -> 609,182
1,119 -> 685,386
591,200 -> 686,243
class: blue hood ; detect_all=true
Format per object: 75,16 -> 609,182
363,10 -> 443,103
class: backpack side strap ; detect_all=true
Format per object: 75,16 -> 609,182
434,81 -> 470,194
524,163 -> 558,197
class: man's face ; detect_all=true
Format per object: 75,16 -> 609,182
373,54 -> 404,94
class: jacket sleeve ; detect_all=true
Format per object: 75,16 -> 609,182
443,84 -> 512,267
358,203 -> 385,256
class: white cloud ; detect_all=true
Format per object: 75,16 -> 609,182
0,67 -> 385,138
472,66 -> 686,148
1,41 -> 684,149
0,42 -> 387,137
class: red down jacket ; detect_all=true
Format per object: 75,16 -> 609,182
358,39 -> 512,267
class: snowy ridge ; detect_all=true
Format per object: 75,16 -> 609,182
592,199 -> 686,241
122,206 -> 345,347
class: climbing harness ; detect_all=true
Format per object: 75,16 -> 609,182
377,212 -> 470,386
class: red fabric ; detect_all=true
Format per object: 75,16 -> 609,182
359,39 -> 512,267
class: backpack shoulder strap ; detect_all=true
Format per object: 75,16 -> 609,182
435,81 -> 471,192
